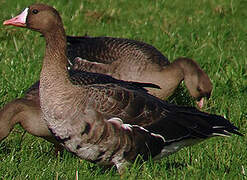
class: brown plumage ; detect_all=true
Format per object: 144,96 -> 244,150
0,11 -> 212,150
67,35 -> 212,108
0,73 -> 159,151
3,4 -> 242,174
0,82 -> 63,153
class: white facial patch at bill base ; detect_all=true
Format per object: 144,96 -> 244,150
17,8 -> 29,24
3,8 -> 29,26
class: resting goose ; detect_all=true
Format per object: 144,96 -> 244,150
3,4 -> 242,174
67,36 -> 212,108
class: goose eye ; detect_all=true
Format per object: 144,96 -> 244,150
32,9 -> 39,14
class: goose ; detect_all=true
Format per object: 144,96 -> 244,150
66,35 -> 212,108
0,16 -> 212,150
3,4 -> 242,174
0,37 -> 211,150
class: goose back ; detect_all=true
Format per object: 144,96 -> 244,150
67,35 -> 170,67
67,35 -> 212,106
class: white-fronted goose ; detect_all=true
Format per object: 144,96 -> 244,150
0,37 -> 210,150
66,36 -> 212,108
3,4 -> 242,174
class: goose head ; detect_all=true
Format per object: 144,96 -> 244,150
3,4 -> 64,36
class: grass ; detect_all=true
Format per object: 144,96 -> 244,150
0,0 -> 246,179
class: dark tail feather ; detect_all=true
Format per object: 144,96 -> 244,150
124,107 -> 243,161
177,111 -> 243,138
146,106 -> 243,143
199,113 -> 243,137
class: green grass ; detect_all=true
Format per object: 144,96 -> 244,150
0,0 -> 246,179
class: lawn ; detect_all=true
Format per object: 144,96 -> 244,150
0,0 -> 246,179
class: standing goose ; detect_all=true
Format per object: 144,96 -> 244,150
0,37 -> 211,151
67,36 -> 212,108
0,33 -> 212,147
0,38 -> 211,149
0,38 -> 210,150
3,4 -> 242,173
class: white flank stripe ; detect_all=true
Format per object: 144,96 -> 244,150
150,133 -> 166,143
132,125 -> 149,132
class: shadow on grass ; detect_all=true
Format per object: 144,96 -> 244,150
165,161 -> 187,170
167,84 -> 194,106
0,141 -> 13,155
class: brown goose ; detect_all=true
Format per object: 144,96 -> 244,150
0,37 -> 210,151
3,4 -> 242,174
67,36 -> 212,108
0,37 -> 210,150
0,39 -> 210,149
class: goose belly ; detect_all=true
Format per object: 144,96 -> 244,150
154,138 -> 203,160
